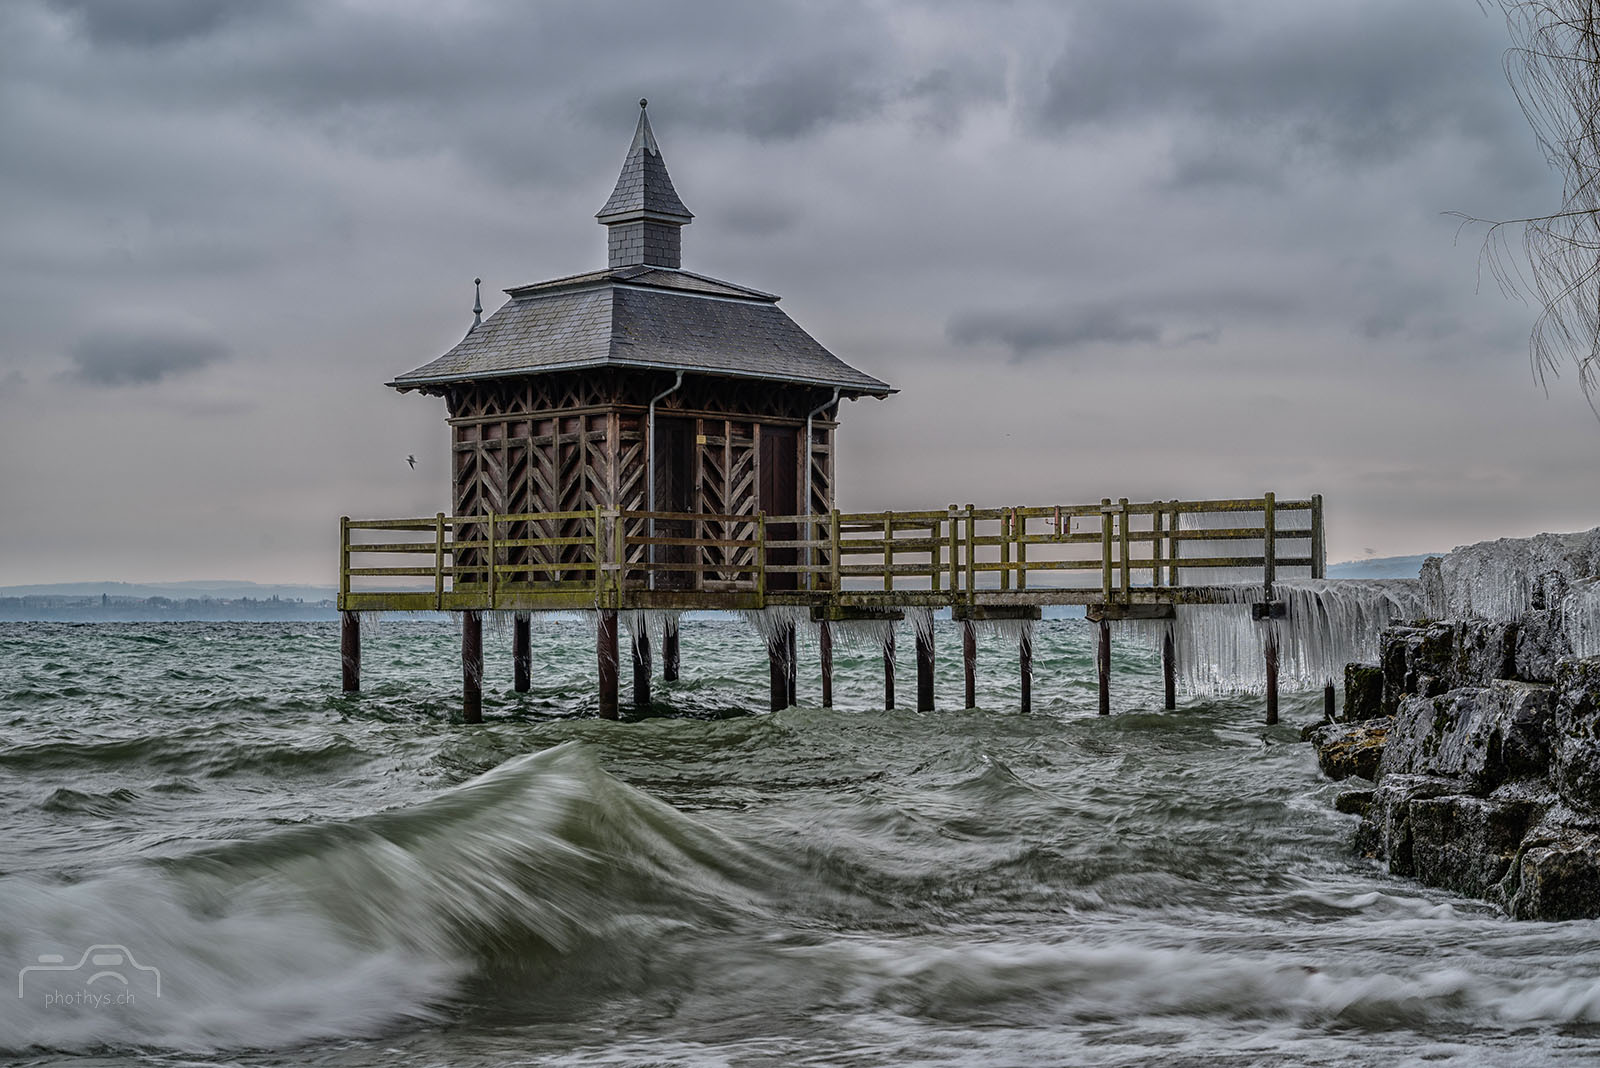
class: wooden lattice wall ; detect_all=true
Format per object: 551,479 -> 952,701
442,370 -> 840,585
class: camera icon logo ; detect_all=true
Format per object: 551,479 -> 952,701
17,945 -> 161,1001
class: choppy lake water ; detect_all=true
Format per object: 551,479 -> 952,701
3,619 -> 1600,1066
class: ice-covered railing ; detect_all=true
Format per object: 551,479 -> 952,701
1113,578 -> 1428,695
1424,526 -> 1600,657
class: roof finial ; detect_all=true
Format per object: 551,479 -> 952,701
472,277 -> 483,329
640,97 -> 648,109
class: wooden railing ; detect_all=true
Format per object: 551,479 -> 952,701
339,493 -> 1324,611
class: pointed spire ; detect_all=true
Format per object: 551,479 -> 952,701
597,99 -> 692,268
472,277 -> 483,329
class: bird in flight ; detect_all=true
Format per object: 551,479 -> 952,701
406,455 -> 417,469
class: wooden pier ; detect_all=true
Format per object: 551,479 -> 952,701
338,492 -> 1324,722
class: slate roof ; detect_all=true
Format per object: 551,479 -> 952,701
596,103 -> 692,222
389,268 -> 893,397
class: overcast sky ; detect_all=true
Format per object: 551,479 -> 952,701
2,0 -> 1597,585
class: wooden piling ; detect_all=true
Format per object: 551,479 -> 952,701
884,627 -> 896,710
340,611 -> 360,693
768,624 -> 788,713
820,621 -> 834,708
1162,628 -> 1176,711
962,620 -> 977,709
786,624 -> 797,708
632,624 -> 651,714
1020,625 -> 1032,715
916,623 -> 934,712
462,610 -> 483,724
663,617 -> 680,682
513,612 -> 531,693
1097,617 -> 1111,716
597,609 -> 619,720
1264,628 -> 1280,725
1324,679 -> 1336,721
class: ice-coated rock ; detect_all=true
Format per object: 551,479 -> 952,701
1379,682 -> 1554,791
1408,794 -> 1537,899
1514,609 -> 1572,684
1363,774 -> 1459,877
1342,662 -> 1384,721
1553,657 -> 1600,811
1306,720 -> 1388,781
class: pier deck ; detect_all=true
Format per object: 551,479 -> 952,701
337,493 -> 1325,723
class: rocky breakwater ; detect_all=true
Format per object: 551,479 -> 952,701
1306,526 -> 1600,920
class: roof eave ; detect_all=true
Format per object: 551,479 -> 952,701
387,359 -> 894,398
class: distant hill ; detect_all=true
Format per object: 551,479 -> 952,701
0,580 -> 336,602
1326,554 -> 1435,580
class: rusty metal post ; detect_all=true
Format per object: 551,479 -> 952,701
632,623 -> 651,714
1162,628 -> 1176,711
768,623 -> 789,713
916,623 -> 934,712
597,609 -> 618,720
1097,617 -> 1111,716
1265,627 -> 1280,725
462,610 -> 483,724
340,611 -> 360,693
513,612 -> 531,693
963,620 -> 977,709
1324,679 -> 1336,721
663,617 -> 680,682
820,621 -> 834,708
884,627 -> 896,710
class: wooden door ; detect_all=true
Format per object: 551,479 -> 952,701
759,426 -> 799,591
652,417 -> 695,589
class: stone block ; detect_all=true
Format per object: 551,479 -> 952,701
1366,774 -> 1458,876
1408,794 -> 1535,899
1342,662 -> 1384,721
1378,681 -> 1554,791
1381,622 -> 1455,716
1307,720 -> 1389,781
1514,610 -> 1572,684
1553,657 -> 1600,811
1451,621 -> 1517,686
1500,806 -> 1600,920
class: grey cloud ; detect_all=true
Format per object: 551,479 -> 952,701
1,369 -> 25,390
948,304 -> 1163,357
1034,1 -> 1529,183
48,0 -> 272,46
67,326 -> 231,386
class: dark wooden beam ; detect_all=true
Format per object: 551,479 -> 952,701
1264,629 -> 1280,725
513,612 -> 531,693
663,617 -> 680,682
916,625 -> 934,712
820,621 -> 834,708
884,628 -> 896,710
340,611 -> 360,693
962,620 -> 977,709
1096,617 -> 1111,716
1161,628 -> 1176,711
462,610 -> 483,724
597,609 -> 618,720
1087,603 -> 1177,622
1020,626 -> 1033,715
632,624 -> 651,714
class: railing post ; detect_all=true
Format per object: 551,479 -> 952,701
434,512 -> 446,610
999,509 -> 1011,592
1015,509 -> 1028,591
1100,498 -> 1113,599
947,505 -> 959,594
1311,493 -> 1326,579
1168,502 -> 1181,588
883,511 -> 894,592
756,512 -> 767,604
965,504 -> 976,601
1151,505 -> 1164,590
613,509 -> 625,602
339,516 -> 351,608
931,517 -> 942,593
1263,491 -> 1276,601
592,506 -> 605,603
486,510 -> 498,610
1118,498 -> 1130,598
829,509 -> 841,594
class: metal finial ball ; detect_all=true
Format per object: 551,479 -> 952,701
474,277 -> 482,286
639,98 -> 648,109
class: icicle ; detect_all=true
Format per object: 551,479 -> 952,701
905,607 -> 935,645
1566,580 -> 1600,658
623,609 -> 683,647
832,617 -> 896,652
738,606 -> 812,649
